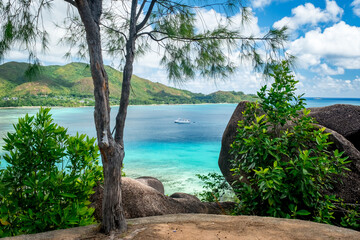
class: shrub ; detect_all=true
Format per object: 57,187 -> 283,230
230,61 -> 351,224
196,172 -> 234,202
0,108 -> 102,237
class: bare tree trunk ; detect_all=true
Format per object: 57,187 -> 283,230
75,0 -> 127,234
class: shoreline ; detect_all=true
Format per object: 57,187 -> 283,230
0,102 -> 239,109
1,97 -> 360,110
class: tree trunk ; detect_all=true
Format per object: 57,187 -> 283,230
114,0 -> 138,144
101,143 -> 127,234
75,0 -> 127,234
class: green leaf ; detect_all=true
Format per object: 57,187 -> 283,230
60,193 -> 77,198
256,115 -> 265,123
296,210 -> 311,216
268,198 -> 274,206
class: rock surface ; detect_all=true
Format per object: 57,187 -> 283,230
90,177 -> 235,220
170,192 -> 202,202
218,102 -> 360,203
6,214 -> 360,240
218,101 -> 254,185
135,176 -> 165,194
309,104 -> 360,151
322,126 -> 360,203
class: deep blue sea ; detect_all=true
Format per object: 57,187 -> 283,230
1,98 -> 360,194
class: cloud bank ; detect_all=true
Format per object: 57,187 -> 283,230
273,0 -> 343,31
288,21 -> 360,71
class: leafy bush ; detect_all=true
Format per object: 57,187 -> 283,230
339,202 -> 360,229
230,61 -> 351,224
0,108 -> 102,237
196,172 -> 234,202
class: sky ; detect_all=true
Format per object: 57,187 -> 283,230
2,0 -> 360,98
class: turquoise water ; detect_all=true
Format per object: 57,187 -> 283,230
1,98 -> 360,194
0,104 -> 235,194
305,98 -> 360,107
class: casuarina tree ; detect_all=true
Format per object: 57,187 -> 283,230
0,0 -> 289,234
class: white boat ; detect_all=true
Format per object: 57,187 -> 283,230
174,118 -> 190,124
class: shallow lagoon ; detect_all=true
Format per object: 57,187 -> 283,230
1,98 -> 360,194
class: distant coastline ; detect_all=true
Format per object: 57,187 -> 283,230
1,98 -> 360,110
0,102 -> 240,109
304,97 -> 360,107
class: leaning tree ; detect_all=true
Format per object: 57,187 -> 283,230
0,0 -> 289,234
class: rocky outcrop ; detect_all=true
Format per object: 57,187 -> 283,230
218,102 -> 360,203
309,104 -> 360,151
322,127 -> 360,203
218,101 -> 258,185
135,176 -> 165,194
170,192 -> 202,202
90,177 -> 235,220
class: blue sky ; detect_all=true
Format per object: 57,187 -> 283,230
252,0 -> 360,98
2,0 -> 360,97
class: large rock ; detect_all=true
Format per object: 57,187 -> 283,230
90,177 -> 235,220
309,104 -> 360,151
170,192 -> 202,202
323,127 -> 360,203
135,176 -> 165,194
218,102 -> 360,203
218,101 -> 260,185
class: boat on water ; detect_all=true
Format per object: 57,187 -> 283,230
174,118 -> 191,124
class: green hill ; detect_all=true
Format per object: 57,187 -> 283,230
0,62 -> 257,107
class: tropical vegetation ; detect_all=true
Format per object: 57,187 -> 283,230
0,0 -> 289,233
229,61 -> 359,229
0,108 -> 102,236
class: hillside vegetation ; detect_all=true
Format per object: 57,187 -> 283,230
0,62 -> 257,107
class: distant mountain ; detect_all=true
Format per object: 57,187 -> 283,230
0,62 -> 257,107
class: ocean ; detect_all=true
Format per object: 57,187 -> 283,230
1,98 -> 360,195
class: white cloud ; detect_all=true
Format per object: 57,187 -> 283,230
195,8 -> 227,32
311,63 -> 344,75
4,1 -> 79,64
252,0 -> 273,9
297,75 -> 360,97
332,58 -> 360,70
195,8 -> 261,37
295,53 -> 321,69
352,0 -> 360,17
273,0 -> 343,31
288,22 -> 360,70
171,69 -> 264,95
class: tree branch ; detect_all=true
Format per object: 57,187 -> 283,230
64,0 -> 77,8
100,23 -> 128,41
137,30 -> 277,43
136,0 -> 156,32
135,0 -> 147,21
114,0 -> 138,145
